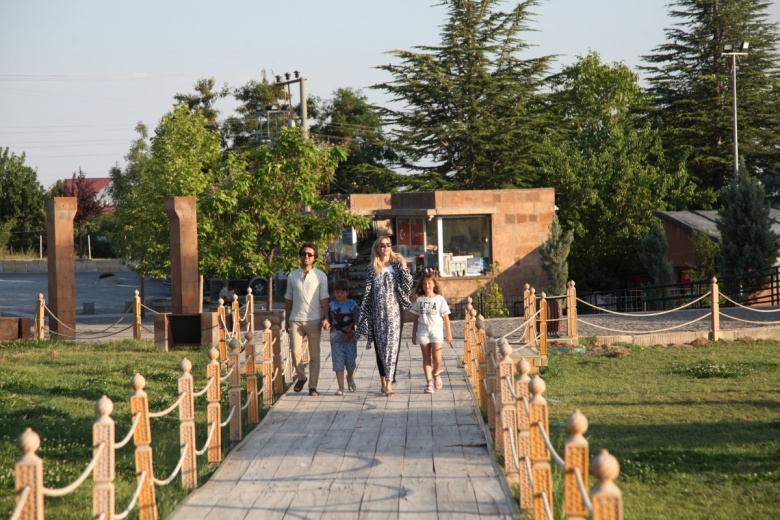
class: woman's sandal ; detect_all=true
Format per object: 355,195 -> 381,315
424,383 -> 434,394
381,383 -> 387,395
433,374 -> 443,390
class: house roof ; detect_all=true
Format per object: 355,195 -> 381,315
655,209 -> 780,239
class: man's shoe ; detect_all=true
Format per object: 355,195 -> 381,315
293,379 -> 307,393
308,388 -> 319,396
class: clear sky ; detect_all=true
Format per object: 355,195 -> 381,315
1,0 -> 778,188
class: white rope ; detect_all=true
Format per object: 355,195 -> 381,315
535,421 -> 565,468
720,293 -> 780,312
501,309 -> 541,338
521,396 -> 530,416
220,366 -> 235,382
576,291 -> 712,316
272,366 -> 279,381
195,421 -> 218,456
539,490 -> 554,520
482,379 -> 488,395
219,314 -> 233,340
10,486 -> 31,520
720,311 -> 780,325
139,303 -> 160,314
573,466 -> 594,516
491,393 -> 497,412
504,375 -> 519,400
522,455 -> 534,490
114,470 -> 147,520
241,391 -> 255,411
193,377 -> 214,397
115,413 -> 141,450
257,376 -> 266,396
43,305 -> 78,332
578,311 -> 711,335
221,405 -> 237,427
43,442 -> 105,497
148,393 -> 185,419
502,411 -> 521,472
153,445 -> 188,486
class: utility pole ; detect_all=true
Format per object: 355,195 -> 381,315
722,42 -> 749,174
275,71 -> 308,139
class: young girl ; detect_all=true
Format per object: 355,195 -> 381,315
411,274 -> 453,393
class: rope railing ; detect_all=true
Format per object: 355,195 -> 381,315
719,311 -> 780,325
536,421 -> 565,468
12,340 -> 269,520
539,491 -> 554,520
501,308 -> 541,339
573,466 -> 594,516
139,303 -> 160,314
576,291 -> 711,316
720,292 -> 780,312
578,311 -> 711,335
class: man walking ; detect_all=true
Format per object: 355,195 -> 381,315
285,242 -> 330,396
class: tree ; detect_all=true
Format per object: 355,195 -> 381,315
374,0 -> 553,189
198,127 -> 368,295
0,148 -> 46,253
539,214 -> 573,295
174,77 -> 229,132
642,0 -> 780,191
222,73 -> 287,151
638,221 -> 675,286
309,88 -> 404,194
716,163 -> 780,280
689,230 -> 721,281
538,52 -> 701,290
51,168 -> 106,257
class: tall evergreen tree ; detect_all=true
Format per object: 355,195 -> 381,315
374,0 -> 553,190
539,214 -> 573,295
716,162 -> 780,279
0,148 -> 45,253
638,221 -> 675,285
310,88 -> 404,194
642,0 -> 780,191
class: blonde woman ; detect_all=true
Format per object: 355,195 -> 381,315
356,235 -> 413,397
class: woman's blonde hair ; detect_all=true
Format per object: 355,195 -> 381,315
371,235 -> 398,278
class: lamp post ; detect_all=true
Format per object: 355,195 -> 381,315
721,42 -> 749,174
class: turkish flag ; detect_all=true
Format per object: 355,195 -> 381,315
398,223 -> 410,245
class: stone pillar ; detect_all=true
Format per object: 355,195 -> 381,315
164,197 -> 199,314
46,197 -> 77,339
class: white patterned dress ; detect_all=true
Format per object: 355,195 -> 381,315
356,261 -> 413,382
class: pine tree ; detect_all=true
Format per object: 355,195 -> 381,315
638,221 -> 675,285
642,0 -> 780,191
374,0 -> 553,189
539,214 -> 573,295
717,163 -> 780,282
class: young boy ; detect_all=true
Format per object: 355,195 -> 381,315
329,278 -> 360,395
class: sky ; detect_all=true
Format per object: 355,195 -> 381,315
1,0 -> 778,189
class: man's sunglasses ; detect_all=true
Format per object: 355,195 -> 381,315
299,252 -> 315,258
378,243 -> 393,249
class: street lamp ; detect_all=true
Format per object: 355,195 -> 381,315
722,41 -> 749,174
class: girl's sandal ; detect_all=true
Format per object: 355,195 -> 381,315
433,374 -> 443,390
424,383 -> 434,394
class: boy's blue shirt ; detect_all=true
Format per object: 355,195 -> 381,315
329,299 -> 360,343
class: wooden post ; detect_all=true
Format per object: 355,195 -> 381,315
565,409 -> 589,520
93,396 -> 116,520
228,339 -> 243,444
529,376 -> 553,519
463,297 -> 473,363
262,320 -> 275,406
591,449 -> 623,520
244,331 -> 259,424
246,288 -> 255,333
497,340 -> 518,487
494,338 -> 511,455
710,277 -> 720,341
217,301 -> 227,361
515,359 -> 533,511
474,316 -> 485,395
271,316 -> 284,396
486,333 -> 499,442
206,349 -> 222,465
133,290 -> 142,340
523,284 -> 531,343
15,428 -> 44,520
567,281 -> 578,342
231,295 -> 241,338
480,326 -> 492,412
539,292 -> 548,356
178,358 -> 197,488
130,374 -> 157,520
528,288 -> 537,346
34,294 -> 45,340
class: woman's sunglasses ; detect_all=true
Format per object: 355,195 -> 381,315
378,243 -> 392,249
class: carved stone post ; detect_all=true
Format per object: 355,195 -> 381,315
473,316 -> 485,394
133,290 -> 142,340
46,197 -> 77,339
271,316 -> 284,396
494,337 -> 511,455
515,359 -> 533,511
497,340 -> 518,487
34,294 -> 45,340
93,396 -> 116,520
228,339 -> 242,444
539,292 -> 548,366
15,428 -> 44,520
523,284 -> 531,342
178,358 -> 197,488
528,288 -> 537,346
485,332 -> 498,440
591,449 -> 623,520
565,409 -> 589,520
244,331 -> 259,424
164,196 -> 199,314
246,288 -> 255,333
130,374 -> 157,520
567,281 -> 578,342
529,376 -> 553,519
262,320 -> 274,406
206,349 -> 222,465
462,297 -> 473,364
231,294 -> 240,338
217,301 -> 227,361
479,326 -> 491,410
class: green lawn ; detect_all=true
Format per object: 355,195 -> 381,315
540,339 -> 780,520
0,339 -> 263,520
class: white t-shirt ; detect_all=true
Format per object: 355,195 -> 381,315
410,294 -> 450,334
285,267 -> 329,322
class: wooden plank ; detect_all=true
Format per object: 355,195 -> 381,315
321,426 -> 381,519
434,445 -> 482,519
358,424 -> 406,518
399,425 -> 436,518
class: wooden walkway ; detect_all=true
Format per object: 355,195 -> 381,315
168,339 -> 516,519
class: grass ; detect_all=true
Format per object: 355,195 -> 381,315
0,339 -> 264,520
538,339 -> 780,520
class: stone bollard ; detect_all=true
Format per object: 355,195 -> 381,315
565,409 -> 589,520
246,287 -> 255,333
567,280 -> 578,341
132,290 -> 142,340
591,449 -> 623,520
228,338 -> 242,444
231,295 -> 241,338
497,339 -> 518,488
485,331 -> 498,440
480,325 -> 492,412
15,428 -> 44,520
130,374 -> 157,520
217,300 -> 227,361
261,320 -> 275,406
206,348 -> 222,464
244,331 -> 260,424
529,375 -> 553,519
93,396 -> 116,520
494,337 -> 510,455
34,294 -> 46,341
178,358 -> 197,488
515,358 -> 533,511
